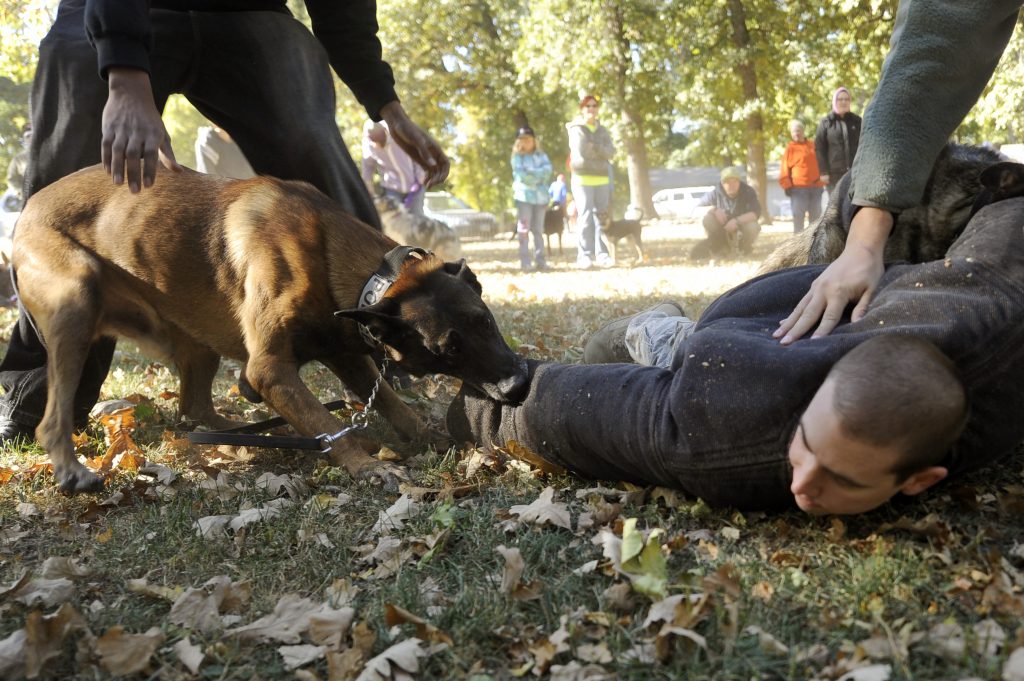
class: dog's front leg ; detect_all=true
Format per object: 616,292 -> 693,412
322,354 -> 437,446
244,353 -> 400,480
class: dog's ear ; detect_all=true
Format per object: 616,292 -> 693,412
443,259 -> 483,295
980,161 -> 1024,198
334,298 -> 414,345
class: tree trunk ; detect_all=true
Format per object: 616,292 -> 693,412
607,1 -> 657,218
726,0 -> 771,224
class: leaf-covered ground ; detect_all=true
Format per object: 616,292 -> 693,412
2,218 -> 1023,681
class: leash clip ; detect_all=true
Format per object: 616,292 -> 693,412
317,425 -> 360,454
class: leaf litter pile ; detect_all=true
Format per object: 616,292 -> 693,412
2,222 -> 1024,680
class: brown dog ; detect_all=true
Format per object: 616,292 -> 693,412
12,166 -> 529,494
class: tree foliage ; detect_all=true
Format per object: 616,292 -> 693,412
1,0 -> 1022,217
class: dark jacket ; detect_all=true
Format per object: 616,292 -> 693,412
448,198 -> 1024,511
815,111 -> 861,183
84,0 -> 397,119
566,119 -> 615,177
698,182 -> 762,220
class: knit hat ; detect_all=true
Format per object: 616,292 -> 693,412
832,87 -> 851,113
579,94 -> 599,108
720,166 -> 743,182
516,126 -> 535,138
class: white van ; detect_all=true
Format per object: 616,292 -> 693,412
651,186 -> 715,219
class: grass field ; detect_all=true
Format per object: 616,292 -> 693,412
1,217 -> 1023,681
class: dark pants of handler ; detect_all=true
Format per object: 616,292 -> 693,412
0,0 -> 380,432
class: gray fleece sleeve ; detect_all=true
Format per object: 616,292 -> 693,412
851,0 -> 1021,212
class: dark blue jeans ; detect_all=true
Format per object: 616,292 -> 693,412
0,0 -> 381,430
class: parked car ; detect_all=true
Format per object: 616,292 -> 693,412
651,185 -> 714,219
423,191 -> 499,239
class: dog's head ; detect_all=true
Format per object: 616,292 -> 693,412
336,257 -> 529,403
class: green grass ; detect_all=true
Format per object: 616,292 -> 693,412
2,218 -> 1023,680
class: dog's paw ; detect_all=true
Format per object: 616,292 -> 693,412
355,461 -> 410,493
56,464 -> 105,495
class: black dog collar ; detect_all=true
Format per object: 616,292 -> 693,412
346,245 -> 429,347
357,245 -> 428,308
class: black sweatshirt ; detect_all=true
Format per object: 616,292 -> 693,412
84,0 -> 397,118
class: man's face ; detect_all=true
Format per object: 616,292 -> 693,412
722,177 -> 740,196
787,379 -> 907,515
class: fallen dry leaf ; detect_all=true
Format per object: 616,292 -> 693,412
93,626 -> 165,675
372,494 -> 420,535
509,487 -> 571,530
0,629 -> 28,680
1004,647 -> 1024,681
502,440 -> 566,475
39,557 -> 90,580
22,603 -> 88,678
127,577 -> 184,602
308,606 -> 355,649
174,637 -> 205,674
744,625 -> 789,656
279,643 -> 327,670
354,637 -> 427,681
8,578 -> 74,608
549,660 -> 614,680
169,576 -> 252,634
836,664 -> 892,681
384,604 -> 454,645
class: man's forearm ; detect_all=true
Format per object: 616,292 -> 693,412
851,0 -> 1020,212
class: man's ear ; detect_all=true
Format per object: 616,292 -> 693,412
898,466 -> 948,497
334,298 -> 413,345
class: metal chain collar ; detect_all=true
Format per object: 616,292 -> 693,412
317,357 -> 390,453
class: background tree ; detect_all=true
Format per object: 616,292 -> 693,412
2,0 -> 1023,219
517,0 -> 683,218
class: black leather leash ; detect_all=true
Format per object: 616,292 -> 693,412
187,398 -> 351,451
186,245 -> 426,452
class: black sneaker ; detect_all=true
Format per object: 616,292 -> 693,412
0,419 -> 35,445
583,301 -> 685,364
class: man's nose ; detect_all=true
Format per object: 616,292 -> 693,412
790,462 -> 821,497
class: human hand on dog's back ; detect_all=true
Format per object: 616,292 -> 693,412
774,207 -> 892,344
380,101 -> 450,188
102,67 -> 182,193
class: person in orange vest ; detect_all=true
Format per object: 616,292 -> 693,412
779,120 -> 825,234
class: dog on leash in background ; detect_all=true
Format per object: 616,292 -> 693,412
602,204 -> 647,265
543,203 -> 567,256
759,144 -> 1024,274
374,194 -> 462,261
13,166 -> 529,494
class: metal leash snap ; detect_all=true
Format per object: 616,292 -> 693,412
316,357 -> 389,454
317,425 -> 360,453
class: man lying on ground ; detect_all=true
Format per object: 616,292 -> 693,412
447,198 -> 1024,515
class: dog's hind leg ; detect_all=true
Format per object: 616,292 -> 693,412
26,274 -> 106,494
173,336 -> 237,430
631,234 -> 645,263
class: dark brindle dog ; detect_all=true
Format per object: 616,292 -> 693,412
603,211 -> 646,265
13,166 -> 529,493
760,144 -> 1024,273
